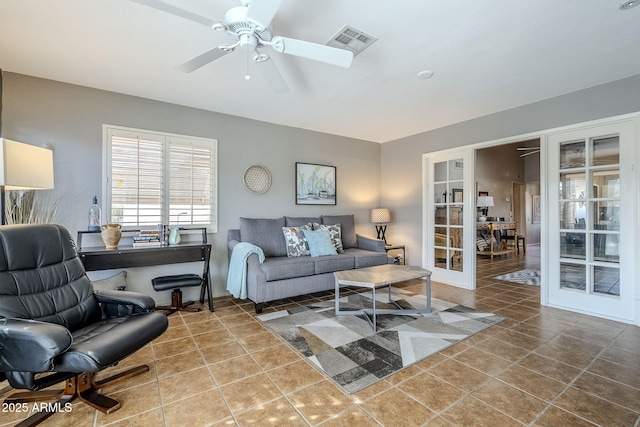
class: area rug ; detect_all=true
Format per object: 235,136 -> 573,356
494,269 -> 541,286
257,288 -> 504,393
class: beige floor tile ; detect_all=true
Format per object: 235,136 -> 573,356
193,328 -> 237,349
571,371 -> 640,412
586,357 -> 640,389
266,359 -> 325,394
98,362 -> 158,394
200,339 -> 248,364
186,318 -> 225,335
554,387 -> 638,427
320,405 -> 380,427
163,389 -> 232,427
158,366 -> 216,404
220,373 -> 283,414
152,336 -> 197,359
226,320 -> 269,339
155,350 -> 206,379
398,372 -> 465,413
441,396 -> 522,427
472,379 -> 547,424
250,344 -> 301,371
100,408 -> 164,427
532,406 -> 598,427
474,337 -> 531,362
95,382 -> 162,425
237,331 -> 284,353
360,388 -> 435,427
233,397 -> 308,427
427,359 -> 489,392
288,380 -> 353,425
497,365 -> 566,402
350,379 -> 393,404
154,324 -> 190,343
453,347 -> 512,376
210,354 -> 264,386
516,353 -> 581,384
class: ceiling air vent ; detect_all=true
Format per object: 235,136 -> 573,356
326,25 -> 377,57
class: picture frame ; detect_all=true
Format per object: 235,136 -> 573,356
296,162 -> 336,205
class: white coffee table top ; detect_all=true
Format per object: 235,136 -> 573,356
333,264 -> 431,289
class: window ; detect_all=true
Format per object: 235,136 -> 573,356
103,125 -> 217,231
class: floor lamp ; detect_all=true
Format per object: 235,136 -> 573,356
0,138 -> 55,225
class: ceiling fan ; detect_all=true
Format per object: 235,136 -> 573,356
517,147 -> 540,157
130,0 -> 354,93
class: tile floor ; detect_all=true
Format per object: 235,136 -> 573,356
2,245 -> 639,426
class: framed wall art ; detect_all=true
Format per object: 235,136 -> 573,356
296,162 -> 336,205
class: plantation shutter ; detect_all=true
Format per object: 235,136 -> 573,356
105,126 -> 217,230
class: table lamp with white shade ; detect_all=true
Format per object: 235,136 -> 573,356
371,208 -> 390,244
0,138 -> 55,224
476,196 -> 494,222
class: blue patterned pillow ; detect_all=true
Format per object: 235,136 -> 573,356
282,224 -> 312,257
303,229 -> 338,257
313,222 -> 344,253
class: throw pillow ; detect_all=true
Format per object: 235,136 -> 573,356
303,229 -> 338,257
476,234 -> 489,251
282,224 -> 312,257
91,271 -> 128,292
321,214 -> 357,248
313,222 -> 344,253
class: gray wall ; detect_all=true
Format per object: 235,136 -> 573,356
1,72 -> 382,302
381,74 -> 640,266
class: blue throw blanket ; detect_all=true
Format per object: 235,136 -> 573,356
227,242 -> 265,299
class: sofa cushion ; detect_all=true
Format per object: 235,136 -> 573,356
282,224 -> 312,257
240,217 -> 286,257
285,216 -> 321,227
303,229 -> 338,257
313,253 -> 355,274
321,214 -> 357,248
313,223 -> 344,253
260,256 -> 316,281
345,248 -> 389,268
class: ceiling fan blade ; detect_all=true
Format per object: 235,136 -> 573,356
130,0 -> 218,27
179,47 -> 230,73
517,147 -> 541,151
246,0 -> 282,29
520,150 -> 541,157
255,57 -> 289,93
271,37 -> 353,68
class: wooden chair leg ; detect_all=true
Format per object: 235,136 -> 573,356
4,365 -> 150,426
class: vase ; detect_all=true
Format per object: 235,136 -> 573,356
168,227 -> 181,245
101,224 -> 122,249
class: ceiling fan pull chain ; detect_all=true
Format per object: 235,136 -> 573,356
245,50 -> 251,81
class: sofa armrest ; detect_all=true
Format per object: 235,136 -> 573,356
356,234 -> 386,252
94,289 -> 156,317
0,318 -> 72,372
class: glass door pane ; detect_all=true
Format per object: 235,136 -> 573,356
547,119 -> 634,323
433,159 -> 464,272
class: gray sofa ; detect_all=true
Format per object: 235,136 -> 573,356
227,214 -> 389,313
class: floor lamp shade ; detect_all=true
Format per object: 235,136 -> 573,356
0,138 -> 54,190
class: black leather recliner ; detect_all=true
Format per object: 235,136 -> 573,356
0,224 -> 168,426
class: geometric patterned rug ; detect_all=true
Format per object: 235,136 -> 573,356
258,288 -> 504,393
494,269 -> 541,286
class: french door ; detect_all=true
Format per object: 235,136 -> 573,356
546,119 -> 636,322
423,150 -> 474,288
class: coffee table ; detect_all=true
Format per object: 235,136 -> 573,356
334,264 -> 432,331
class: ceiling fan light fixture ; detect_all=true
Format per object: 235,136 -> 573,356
417,70 -> 434,79
619,0 -> 639,9
253,52 -> 270,63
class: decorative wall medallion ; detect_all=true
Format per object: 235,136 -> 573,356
243,165 -> 272,194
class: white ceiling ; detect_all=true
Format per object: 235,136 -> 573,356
1,0 -> 639,143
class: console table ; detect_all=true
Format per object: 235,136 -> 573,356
476,221 -> 518,260
77,230 -> 213,312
